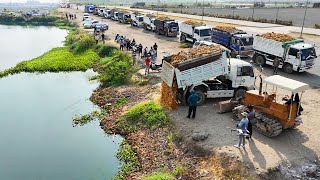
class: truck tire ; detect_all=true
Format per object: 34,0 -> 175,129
180,35 -> 186,43
165,31 -> 168,37
156,28 -> 160,35
195,91 -> 206,106
283,63 -> 293,74
234,88 -> 246,102
254,55 -> 266,66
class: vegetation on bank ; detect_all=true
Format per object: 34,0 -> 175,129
117,101 -> 170,132
0,14 -> 76,29
72,110 -> 106,127
113,140 -> 140,180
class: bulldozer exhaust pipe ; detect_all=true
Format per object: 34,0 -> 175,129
258,75 -> 263,95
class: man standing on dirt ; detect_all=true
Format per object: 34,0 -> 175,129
273,58 -> 280,74
153,43 -> 158,57
187,90 -> 199,119
94,33 -> 99,44
144,55 -> 151,75
246,105 -> 256,140
101,33 -> 105,44
234,112 -> 249,149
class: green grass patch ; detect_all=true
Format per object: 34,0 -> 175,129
143,172 -> 174,180
117,101 -> 169,132
116,97 -> 129,108
0,47 -> 99,78
113,140 -> 140,180
179,43 -> 190,48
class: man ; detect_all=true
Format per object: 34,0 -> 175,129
273,58 -> 280,74
132,46 -> 137,65
138,43 -> 143,57
187,90 -> 200,119
101,33 -> 105,44
246,105 -> 256,139
153,43 -> 158,56
94,33 -> 99,44
234,112 -> 249,148
150,47 -> 156,63
120,39 -> 124,51
144,55 -> 151,75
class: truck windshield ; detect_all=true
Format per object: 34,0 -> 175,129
240,37 -> 253,46
300,48 -> 316,60
237,66 -> 254,77
200,29 -> 212,37
138,17 -> 143,22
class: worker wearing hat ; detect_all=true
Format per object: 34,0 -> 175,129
234,111 -> 249,149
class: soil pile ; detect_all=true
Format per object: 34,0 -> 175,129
258,32 -> 295,42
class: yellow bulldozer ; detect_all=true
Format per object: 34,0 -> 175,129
233,75 -> 309,137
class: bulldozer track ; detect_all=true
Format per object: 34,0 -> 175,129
233,105 -> 283,137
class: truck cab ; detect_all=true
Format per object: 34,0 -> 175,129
230,33 -> 254,57
112,12 -> 119,21
104,10 -> 111,19
283,43 -> 316,73
143,16 -> 156,31
193,26 -> 212,42
131,15 -> 144,27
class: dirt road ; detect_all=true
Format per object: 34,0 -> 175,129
60,6 -> 320,176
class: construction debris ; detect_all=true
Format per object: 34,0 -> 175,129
156,16 -> 170,21
259,32 -> 295,42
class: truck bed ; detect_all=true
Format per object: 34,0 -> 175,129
161,52 -> 228,89
253,36 -> 284,57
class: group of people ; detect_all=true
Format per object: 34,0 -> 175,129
65,13 -> 76,20
234,105 -> 256,149
94,33 -> 105,44
115,34 -> 159,75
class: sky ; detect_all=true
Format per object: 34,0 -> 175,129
0,0 -> 59,3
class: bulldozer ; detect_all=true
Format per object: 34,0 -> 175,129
233,75 -> 309,137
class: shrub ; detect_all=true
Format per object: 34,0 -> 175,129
142,172 -> 174,180
315,24 -> 320,29
95,50 -> 137,86
118,101 -> 169,132
94,43 -> 117,57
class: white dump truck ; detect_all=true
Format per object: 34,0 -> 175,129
161,50 -> 255,105
143,14 -> 156,31
253,36 -> 317,73
180,22 -> 212,43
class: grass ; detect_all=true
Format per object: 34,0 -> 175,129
142,166 -> 186,180
116,97 -> 129,108
117,101 -> 170,132
0,47 -> 99,78
113,140 -> 140,180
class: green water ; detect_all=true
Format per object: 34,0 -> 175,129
0,25 -> 121,180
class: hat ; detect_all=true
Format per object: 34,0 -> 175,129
241,112 -> 248,117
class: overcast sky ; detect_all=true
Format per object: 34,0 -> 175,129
0,0 -> 59,3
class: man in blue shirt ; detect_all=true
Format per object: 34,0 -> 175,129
234,112 -> 249,148
187,90 -> 200,119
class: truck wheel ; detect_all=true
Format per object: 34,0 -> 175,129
255,55 -> 266,66
165,31 -> 168,37
234,88 -> 246,102
156,29 -> 160,35
283,63 -> 293,74
195,91 -> 206,106
180,35 -> 186,43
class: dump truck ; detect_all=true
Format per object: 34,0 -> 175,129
111,11 -> 119,21
143,14 -> 156,31
84,5 -> 95,13
180,21 -> 212,43
233,75 -> 309,137
103,9 -> 112,19
211,26 -> 254,58
161,48 -> 255,105
253,33 -> 317,73
154,18 -> 179,37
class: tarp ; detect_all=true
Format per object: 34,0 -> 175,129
263,75 -> 309,93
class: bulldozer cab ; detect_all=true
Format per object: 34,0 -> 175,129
244,75 -> 308,129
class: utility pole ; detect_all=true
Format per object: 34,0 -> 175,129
300,0 -> 309,38
201,0 -> 204,22
251,0 -> 255,20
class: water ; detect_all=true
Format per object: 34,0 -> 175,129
0,25 -> 121,180
0,25 -> 68,70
